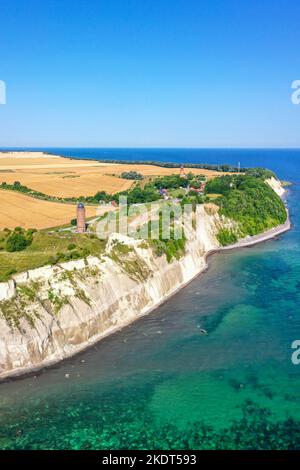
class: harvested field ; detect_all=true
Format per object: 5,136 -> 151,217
0,170 -> 133,197
0,151 -> 231,229
0,151 -> 227,197
0,190 -> 100,229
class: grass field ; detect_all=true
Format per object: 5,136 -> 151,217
0,230 -> 106,281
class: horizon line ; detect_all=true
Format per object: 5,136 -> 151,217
1,146 -> 300,151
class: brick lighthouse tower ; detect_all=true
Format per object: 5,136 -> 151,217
180,164 -> 186,178
76,202 -> 86,233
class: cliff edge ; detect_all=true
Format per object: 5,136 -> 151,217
0,178 -> 289,379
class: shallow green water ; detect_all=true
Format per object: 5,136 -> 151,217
0,178 -> 300,449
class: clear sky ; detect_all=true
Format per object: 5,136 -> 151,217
0,0 -> 300,148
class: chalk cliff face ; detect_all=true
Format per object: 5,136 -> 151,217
266,177 -> 286,197
0,205 -> 230,379
0,178 -> 286,379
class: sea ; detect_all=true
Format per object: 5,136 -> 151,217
0,148 -> 300,449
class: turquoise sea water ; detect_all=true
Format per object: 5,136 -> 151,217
0,149 -> 300,449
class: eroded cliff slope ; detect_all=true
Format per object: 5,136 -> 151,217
0,178 -> 287,379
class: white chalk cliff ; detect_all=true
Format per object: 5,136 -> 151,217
266,177 -> 286,197
0,180 -> 287,379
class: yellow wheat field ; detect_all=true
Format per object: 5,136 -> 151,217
0,190 -> 100,229
0,151 -> 225,197
0,152 -> 230,229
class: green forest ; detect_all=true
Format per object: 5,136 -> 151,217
205,174 -> 287,242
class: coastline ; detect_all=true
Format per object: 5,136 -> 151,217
0,153 -> 291,381
220,211 -> 291,251
0,149 -> 243,171
0,208 -> 291,383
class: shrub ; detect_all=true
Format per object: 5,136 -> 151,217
48,255 -> 59,265
67,243 -> 76,251
217,228 -> 238,246
27,228 -> 37,235
5,268 -> 17,276
121,171 -> 143,180
6,233 -> 29,252
79,247 -> 90,257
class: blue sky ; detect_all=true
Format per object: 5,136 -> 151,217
0,0 -> 300,147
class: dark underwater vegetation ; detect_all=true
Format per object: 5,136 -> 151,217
1,383 -> 299,450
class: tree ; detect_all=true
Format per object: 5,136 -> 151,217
6,233 -> 28,252
121,171 -> 143,180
